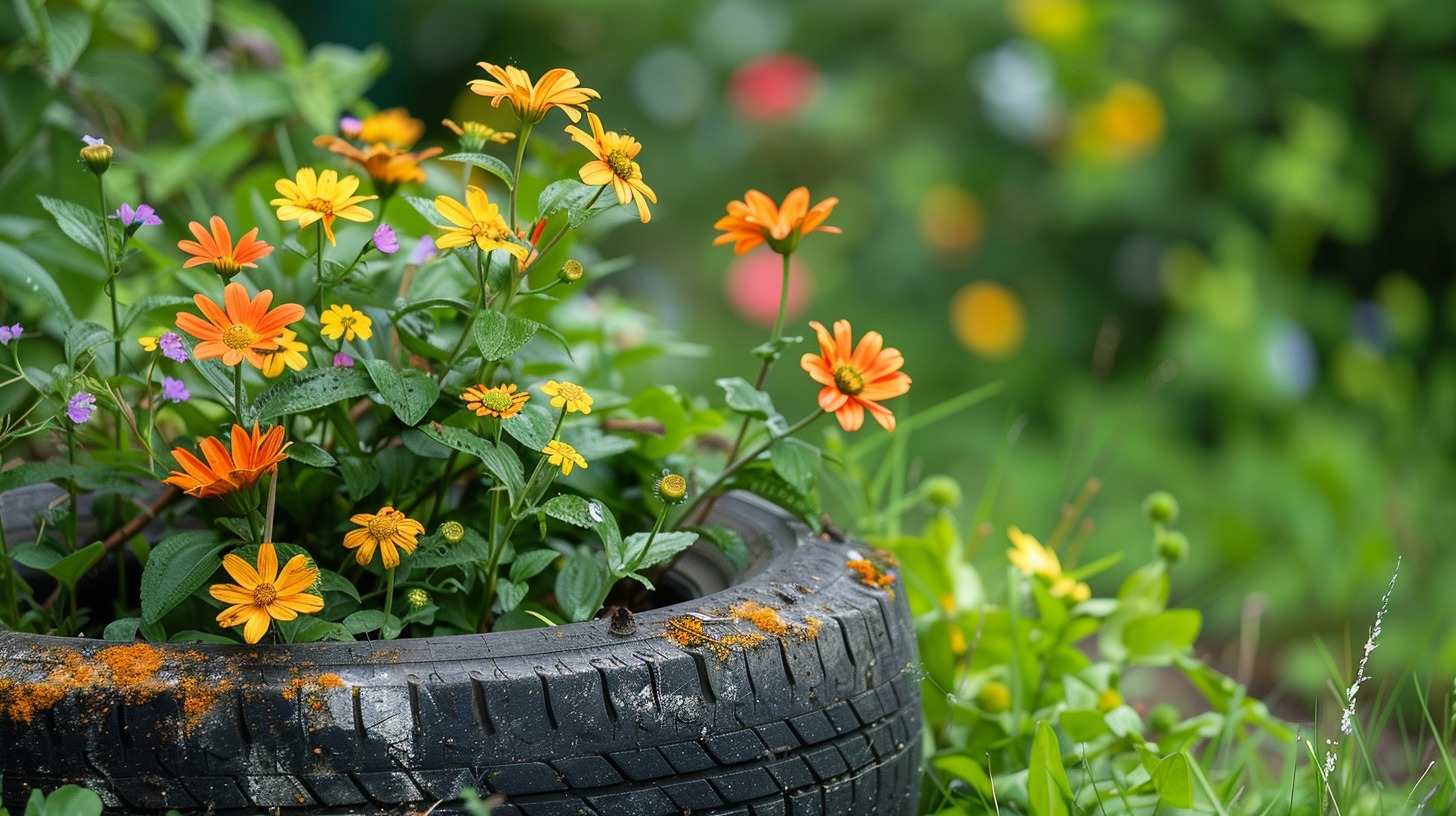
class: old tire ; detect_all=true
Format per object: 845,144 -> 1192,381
0,493 -> 922,815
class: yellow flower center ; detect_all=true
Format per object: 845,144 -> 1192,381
481,390 -> 515,412
222,323 -> 257,350
833,364 -> 865,396
658,473 -> 688,502
606,149 -> 635,180
307,198 -> 335,216
557,382 -> 588,403
368,514 -> 399,540
252,583 -> 278,606
213,256 -> 241,277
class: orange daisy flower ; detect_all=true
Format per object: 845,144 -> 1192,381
163,423 -> 291,498
312,136 -> 444,191
177,216 -> 274,280
713,187 -> 841,256
344,506 -> 425,569
175,282 -> 304,368
461,383 -> 530,419
209,542 -> 323,644
800,320 -> 911,432
468,63 -> 599,125
343,107 -> 427,148
564,113 -> 656,223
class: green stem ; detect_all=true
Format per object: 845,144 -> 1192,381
382,567 -> 395,634
315,221 -> 326,310
508,122 -> 532,231
678,411 -> 823,527
634,505 -> 670,572
233,364 -> 245,424
437,249 -> 492,385
767,251 -> 792,354
95,174 -> 123,452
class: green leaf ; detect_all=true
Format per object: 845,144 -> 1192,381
64,321 -> 111,367
509,549 -> 559,582
472,310 -> 539,362
344,609 -> 388,635
362,359 -> 439,426
538,179 -> 610,228
770,437 -> 820,496
542,494 -> 621,551
103,617 -> 141,642
120,295 -> 195,333
560,425 -> 636,462
249,367 -> 374,423
0,242 -> 74,319
337,455 -> 379,502
33,784 -> 102,816
619,531 -> 697,575
142,0 -> 212,56
1028,721 -> 1073,816
286,617 -> 354,643
184,343 -> 235,405
1152,751 -> 1196,809
37,195 -> 108,257
409,526 -> 493,568
140,531 -> 227,624
440,152 -> 514,189
555,554 -> 610,622
1060,710 -> 1112,742
716,377 -> 776,420
495,579 -> 527,612
39,542 -> 107,589
500,403 -> 554,451
316,569 -> 360,602
185,71 -> 292,146
1124,609 -> 1202,664
420,423 -> 525,502
285,441 -> 336,468
46,9 -> 92,78
0,462 -> 80,493
725,468 -> 818,530
403,193 -> 439,223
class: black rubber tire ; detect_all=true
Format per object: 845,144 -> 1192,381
0,493 -> 922,815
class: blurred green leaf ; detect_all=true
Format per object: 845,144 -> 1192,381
1123,609 -> 1201,664
1029,721 -> 1073,816
1152,751 -> 1195,809
142,0 -> 212,57
770,437 -> 820,496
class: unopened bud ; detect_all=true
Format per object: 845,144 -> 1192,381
559,259 -> 583,283
440,520 -> 465,544
80,137 -> 112,176
976,681 -> 1011,713
1142,491 -> 1179,525
406,588 -> 429,609
1148,703 -> 1181,734
1096,688 -> 1123,713
1155,530 -> 1189,563
656,473 -> 688,504
923,476 -> 962,510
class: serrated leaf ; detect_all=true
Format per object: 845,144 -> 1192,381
495,579 -> 527,612
726,468 -> 818,530
249,366 -> 373,423
472,310 -> 538,362
142,0 -> 212,56
64,321 -> 111,367
404,193 -> 438,223
509,549 -> 559,583
500,403 -> 554,452
440,152 -> 514,189
420,424 -> 525,502
0,242 -> 74,320
619,531 -> 697,575
0,462 -> 79,493
555,554 -> 610,622
409,526 -> 493,568
560,425 -> 636,462
140,531 -> 227,623
537,179 -> 610,228
344,609 -> 388,635
542,494 -> 621,550
37,195 -> 108,257
362,359 -> 439,426
286,617 -> 355,643
716,376 -> 776,420
35,541 -> 106,589
770,437 -> 820,496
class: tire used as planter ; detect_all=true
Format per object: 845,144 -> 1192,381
0,493 -> 922,815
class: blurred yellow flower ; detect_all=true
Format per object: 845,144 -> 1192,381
950,282 -> 1026,360
1007,0 -> 1088,43
564,113 -> 657,223
345,108 -> 427,148
443,118 -> 516,151
271,168 -> 377,246
1073,82 -> 1165,162
320,304 -> 373,343
542,440 -> 587,475
540,380 -> 593,414
469,63 -> 599,125
1007,526 -> 1090,602
433,186 -> 529,260
312,137 -> 443,190
918,186 -> 983,252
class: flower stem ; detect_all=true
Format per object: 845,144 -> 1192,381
233,364 -> 245,424
263,468 -> 278,544
437,248 -> 492,385
508,122 -> 532,231
95,174 -> 123,452
678,410 -> 824,527
767,252 -> 792,356
315,221 -> 326,309
382,566 -> 396,635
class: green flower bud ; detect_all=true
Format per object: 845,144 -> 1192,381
559,259 -> 583,283
1148,703 -> 1181,734
922,475 -> 963,510
80,140 -> 113,176
440,520 -> 465,544
1096,688 -> 1123,713
406,588 -> 429,609
976,681 -> 1011,713
1155,530 -> 1189,563
1142,490 -> 1179,525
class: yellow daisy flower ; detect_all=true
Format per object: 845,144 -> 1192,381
564,112 -> 657,223
258,328 -> 309,378
1007,526 -> 1090,602
343,506 -> 425,569
433,186 -> 529,260
542,440 -> 587,475
461,383 -> 530,419
468,63 -> 599,125
209,542 -> 323,644
443,118 -> 516,151
540,380 -> 592,414
320,304 -> 373,342
270,168 -> 377,246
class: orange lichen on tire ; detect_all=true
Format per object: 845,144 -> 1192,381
729,601 -> 820,640
95,644 -> 165,685
317,673 -> 344,688
846,558 -> 897,597
665,615 -> 764,660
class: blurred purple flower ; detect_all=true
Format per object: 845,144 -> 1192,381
81,135 -> 106,147
333,352 -> 355,368
0,324 -> 22,345
409,235 -> 437,265
67,392 -> 96,424
160,376 -> 190,403
340,116 -> 363,136
373,224 -> 399,255
116,203 -> 161,228
158,331 -> 188,363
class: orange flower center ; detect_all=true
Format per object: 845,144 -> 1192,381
307,198 -> 335,216
222,323 -> 257,350
833,364 -> 865,396
367,514 -> 399,540
606,149 -> 634,180
252,583 -> 278,606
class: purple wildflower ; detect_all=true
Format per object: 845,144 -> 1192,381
157,331 -> 188,363
116,203 -> 161,228
340,116 -> 363,137
373,224 -> 399,255
160,377 -> 190,403
81,135 -> 106,147
333,352 -> 355,368
0,324 -> 22,345
409,235 -> 437,265
67,392 -> 96,424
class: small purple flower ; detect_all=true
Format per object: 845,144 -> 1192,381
160,377 -> 190,403
67,392 -> 96,424
157,331 -> 188,363
373,224 -> 399,255
409,235 -> 437,265
333,352 -> 355,368
340,116 -> 363,136
116,203 -> 161,228
0,324 -> 22,345
81,135 -> 106,147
